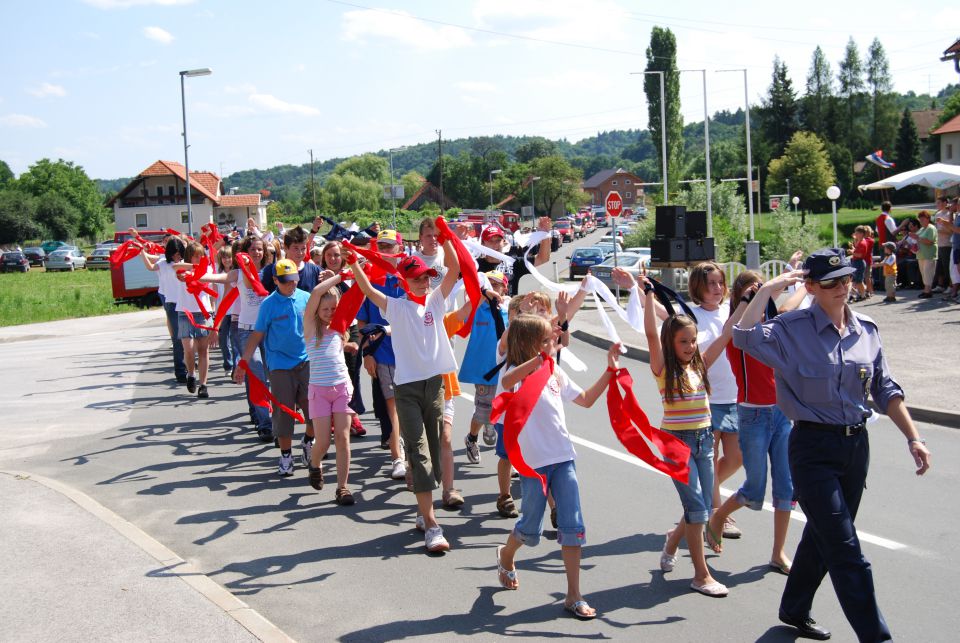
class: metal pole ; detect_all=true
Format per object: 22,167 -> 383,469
180,73 -> 194,237
490,171 -> 494,209
832,200 -> 838,247
659,72 -> 668,205
743,69 -> 755,240
531,178 -> 536,218
702,70 -> 712,236
389,148 -> 397,230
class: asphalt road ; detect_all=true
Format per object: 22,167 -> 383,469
1,284 -> 957,641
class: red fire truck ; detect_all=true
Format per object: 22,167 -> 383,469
110,229 -> 169,307
456,210 -> 521,237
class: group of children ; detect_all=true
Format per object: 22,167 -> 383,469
141,217 -> 810,621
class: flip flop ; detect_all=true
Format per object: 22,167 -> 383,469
564,600 -> 597,620
768,560 -> 792,576
690,580 -> 728,598
704,523 -> 723,554
496,545 -> 518,590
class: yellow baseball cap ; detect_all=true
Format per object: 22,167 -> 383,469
274,258 -> 299,282
377,229 -> 403,246
486,270 -> 507,285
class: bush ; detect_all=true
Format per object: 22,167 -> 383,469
759,206 -> 821,262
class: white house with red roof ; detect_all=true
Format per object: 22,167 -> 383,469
106,160 -> 267,232
931,114 -> 960,166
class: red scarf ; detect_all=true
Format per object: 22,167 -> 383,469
606,368 -> 691,484
234,252 -> 269,296
184,287 -> 238,331
177,256 -> 218,319
329,255 -> 383,334
109,240 -> 143,267
200,223 -> 223,260
434,216 -> 481,338
131,232 -> 165,255
489,354 -> 554,495
237,359 -> 304,422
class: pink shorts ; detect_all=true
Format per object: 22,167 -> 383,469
308,382 -> 353,418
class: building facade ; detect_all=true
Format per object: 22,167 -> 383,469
582,168 -> 645,208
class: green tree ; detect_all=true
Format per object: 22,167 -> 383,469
528,155 -> 584,215
676,181 -> 746,262
766,132 -> 837,216
758,57 -> 800,159
399,170 -> 425,207
34,192 -> 81,240
0,160 -> 14,187
893,107 -> 924,202
514,137 -> 557,164
332,153 -> 389,184
324,172 -> 383,213
866,38 -> 898,154
837,38 -> 868,164
644,26 -> 683,196
0,189 -> 40,244
802,46 -> 834,139
15,158 -> 109,239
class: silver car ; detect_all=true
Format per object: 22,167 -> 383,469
45,248 -> 87,271
590,253 -> 644,291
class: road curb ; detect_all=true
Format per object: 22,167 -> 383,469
0,470 -> 296,643
572,329 -> 960,430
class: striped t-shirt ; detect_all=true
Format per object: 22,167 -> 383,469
655,367 -> 711,431
306,330 -> 349,386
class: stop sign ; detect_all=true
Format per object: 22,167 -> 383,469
605,191 -> 623,218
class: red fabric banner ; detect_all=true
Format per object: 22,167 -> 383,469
606,368 -> 691,484
234,252 -> 269,296
109,240 -> 143,267
237,359 -> 304,422
184,287 -> 238,332
434,216 -> 481,338
178,256 -> 218,319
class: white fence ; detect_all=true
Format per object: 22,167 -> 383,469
667,260 -> 793,295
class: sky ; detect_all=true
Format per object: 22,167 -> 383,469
2,0 -> 958,181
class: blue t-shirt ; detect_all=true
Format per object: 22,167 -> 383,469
459,300 -> 507,384
357,275 -> 403,366
254,288 -> 309,371
261,261 -> 321,294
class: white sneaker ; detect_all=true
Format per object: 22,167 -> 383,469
415,515 -> 426,532
278,453 -> 294,477
464,435 -> 481,464
300,438 -> 313,469
660,538 -> 678,572
482,424 -> 497,447
424,526 -> 450,552
932,286 -> 945,293
390,458 -> 407,480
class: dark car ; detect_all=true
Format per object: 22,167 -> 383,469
568,247 -> 605,280
1,251 -> 30,273
41,240 -> 68,255
23,247 -> 46,266
86,246 -> 113,270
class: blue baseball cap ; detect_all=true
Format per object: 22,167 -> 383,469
802,248 -> 856,282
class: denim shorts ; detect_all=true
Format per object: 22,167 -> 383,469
662,428 -> 714,524
494,423 -> 507,459
513,459 -> 585,547
735,405 -> 795,512
177,311 -> 209,340
710,402 -> 739,434
852,258 -> 867,283
473,384 -> 496,425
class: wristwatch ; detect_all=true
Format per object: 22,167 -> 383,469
908,437 -> 926,445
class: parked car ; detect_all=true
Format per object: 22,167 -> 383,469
590,253 -> 643,290
553,219 -> 573,243
594,241 -> 624,257
45,248 -> 87,271
41,240 -> 69,255
1,251 -> 30,273
568,247 -> 606,280
86,246 -> 113,270
635,206 -> 648,218
23,247 -> 46,266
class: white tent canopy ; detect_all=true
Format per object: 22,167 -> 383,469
859,162 -> 960,191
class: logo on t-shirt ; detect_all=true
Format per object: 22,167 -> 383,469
424,312 -> 434,326
547,376 -> 561,396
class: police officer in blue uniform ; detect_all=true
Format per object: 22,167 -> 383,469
732,248 -> 931,642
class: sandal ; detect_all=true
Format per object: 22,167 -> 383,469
564,599 -> 597,620
496,545 -> 518,590
308,465 -> 323,491
496,494 -> 518,518
768,559 -> 791,575
335,487 -> 355,506
442,488 -> 465,508
690,580 -> 728,597
704,523 -> 723,554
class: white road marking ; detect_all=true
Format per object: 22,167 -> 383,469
457,385 -> 907,550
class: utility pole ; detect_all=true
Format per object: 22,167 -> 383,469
436,129 -> 444,215
309,149 -> 317,217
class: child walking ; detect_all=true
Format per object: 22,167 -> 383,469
175,240 -> 214,399
304,271 -> 359,505
494,313 -> 621,621
882,241 -> 898,302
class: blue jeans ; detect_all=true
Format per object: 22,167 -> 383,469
663,428 -> 714,524
236,327 -> 271,431
710,402 -> 739,434
735,405 -> 795,511
162,299 -> 186,378
514,459 -> 585,547
218,315 -> 235,372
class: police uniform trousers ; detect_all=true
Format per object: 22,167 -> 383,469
780,426 -> 892,642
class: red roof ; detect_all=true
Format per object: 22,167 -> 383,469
932,113 -> 960,136
107,160 -> 223,206
945,38 -> 960,56
219,194 -> 261,207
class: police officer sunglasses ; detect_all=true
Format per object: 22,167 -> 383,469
816,275 -> 852,290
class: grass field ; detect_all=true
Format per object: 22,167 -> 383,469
756,207 -> 926,245
0,268 -> 137,327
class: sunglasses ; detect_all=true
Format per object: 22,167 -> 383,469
817,275 -> 852,290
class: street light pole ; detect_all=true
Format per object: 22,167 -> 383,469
530,176 -> 541,222
489,168 -> 502,209
630,71 -> 668,204
717,69 -> 754,239
388,146 -> 407,231
179,68 -> 212,237
680,69 -> 712,235
827,185 -> 841,247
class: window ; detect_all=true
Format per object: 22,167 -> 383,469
625,191 -> 632,198
611,180 -> 618,185
136,213 -> 148,227
625,179 -> 632,184
168,186 -> 176,196
155,186 -> 163,197
948,143 -> 954,160
181,211 -> 189,224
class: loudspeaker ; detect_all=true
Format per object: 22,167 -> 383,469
686,210 -> 707,238
655,205 -> 686,238
651,237 -> 688,263
687,237 -> 715,261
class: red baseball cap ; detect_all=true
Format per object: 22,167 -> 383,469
481,226 -> 505,243
398,255 -> 438,279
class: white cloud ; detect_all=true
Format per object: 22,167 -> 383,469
456,81 -> 497,93
473,0 -> 629,46
143,26 -> 174,44
0,114 -> 48,128
84,0 -> 195,9
248,94 -> 320,116
27,82 -> 67,98
341,9 -> 472,50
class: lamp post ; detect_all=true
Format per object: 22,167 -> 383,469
631,71 -> 668,205
717,69 -> 754,239
179,68 -> 212,237
827,185 -> 841,247
792,195 -> 800,214
679,69 -> 712,235
388,146 -> 407,230
489,168 -> 502,209
530,176 -> 541,222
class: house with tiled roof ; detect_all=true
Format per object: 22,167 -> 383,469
911,109 -> 943,163
931,114 -> 960,166
582,168 -> 645,208
106,160 -> 267,232
943,38 -> 960,73
401,179 -> 456,211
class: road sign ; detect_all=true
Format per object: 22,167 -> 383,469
605,191 -> 623,218
769,198 -> 780,210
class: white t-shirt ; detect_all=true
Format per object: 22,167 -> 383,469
237,269 -> 265,326
690,304 -> 737,404
384,288 -> 458,386
157,259 -> 180,304
502,364 -> 582,470
412,247 -> 447,292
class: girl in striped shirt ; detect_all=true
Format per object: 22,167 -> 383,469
304,271 -> 359,505
639,272 -> 746,598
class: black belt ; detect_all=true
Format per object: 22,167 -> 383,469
795,420 -> 866,437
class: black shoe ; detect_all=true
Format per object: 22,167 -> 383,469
779,611 -> 831,640
918,292 -> 933,299
257,428 -> 274,443
176,374 -> 188,384
186,376 -> 196,393
197,385 -> 209,399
